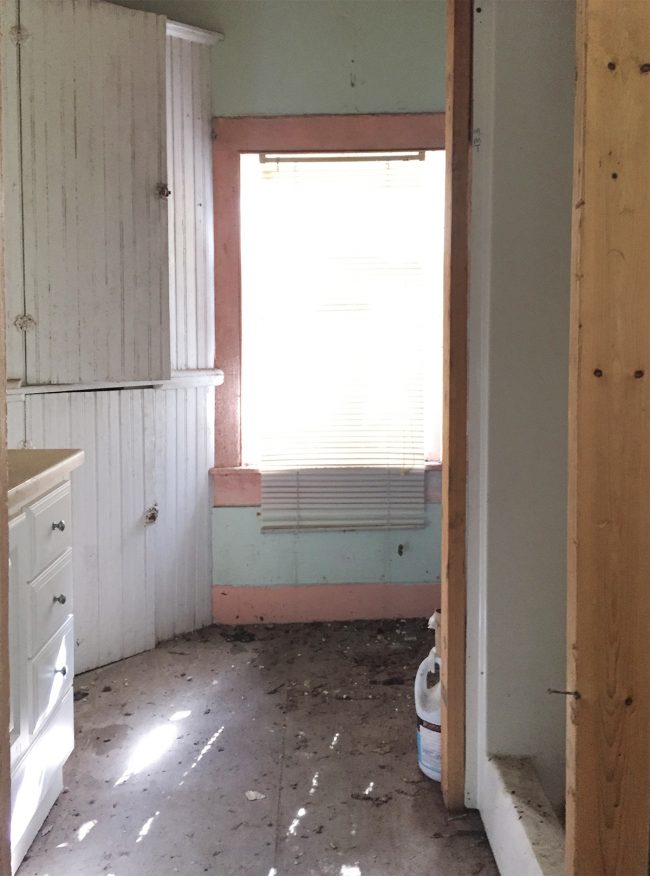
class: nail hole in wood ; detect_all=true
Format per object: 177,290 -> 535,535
611,172 -> 618,179
640,62 -> 650,73
607,61 -> 616,70
634,370 -> 644,379
593,368 -> 603,377
625,696 -> 634,706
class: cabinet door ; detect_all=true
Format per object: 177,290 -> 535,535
18,0 -> 170,385
0,0 -> 26,382
151,384 -> 215,641
26,390 -> 157,672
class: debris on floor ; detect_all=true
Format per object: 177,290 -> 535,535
18,620 -> 498,876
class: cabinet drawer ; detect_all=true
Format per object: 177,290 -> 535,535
29,618 -> 74,736
28,551 -> 73,658
26,482 -> 71,579
11,688 -> 74,873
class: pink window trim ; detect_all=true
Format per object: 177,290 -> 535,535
212,113 -> 445,502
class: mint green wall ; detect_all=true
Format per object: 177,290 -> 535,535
212,505 -> 440,587
110,0 -> 446,116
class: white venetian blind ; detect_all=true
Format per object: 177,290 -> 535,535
240,150 -> 444,531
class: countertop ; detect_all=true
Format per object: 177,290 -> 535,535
8,449 -> 85,517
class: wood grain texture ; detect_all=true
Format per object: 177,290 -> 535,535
18,0 -> 169,386
441,0 -> 472,813
166,30 -> 215,372
212,113 -> 445,470
566,2 -> 650,873
0,3 -> 12,866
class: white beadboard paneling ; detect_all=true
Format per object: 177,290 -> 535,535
6,397 -> 25,449
25,384 -> 215,671
167,29 -> 215,371
26,390 -> 157,672
152,384 -> 214,640
19,0 -> 169,385
0,0 -> 26,381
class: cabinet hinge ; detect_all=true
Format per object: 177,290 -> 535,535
472,128 -> 482,150
14,313 -> 36,332
10,25 -> 30,46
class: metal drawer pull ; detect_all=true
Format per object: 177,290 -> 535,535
53,594 -> 67,605
52,520 -> 66,532
54,666 -> 67,677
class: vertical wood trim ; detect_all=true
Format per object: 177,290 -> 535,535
566,2 -> 650,873
0,0 -> 11,863
213,145 -> 242,467
441,0 -> 472,812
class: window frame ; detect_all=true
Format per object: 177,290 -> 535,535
211,113 -> 445,506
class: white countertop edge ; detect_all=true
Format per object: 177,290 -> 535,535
8,449 -> 85,518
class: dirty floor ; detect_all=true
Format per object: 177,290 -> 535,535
19,620 -> 498,876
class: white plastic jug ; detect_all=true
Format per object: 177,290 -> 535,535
415,651 -> 442,782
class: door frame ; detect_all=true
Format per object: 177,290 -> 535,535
440,0 -> 473,812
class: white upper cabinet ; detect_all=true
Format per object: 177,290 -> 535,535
3,0 -> 170,385
1,2 -> 220,386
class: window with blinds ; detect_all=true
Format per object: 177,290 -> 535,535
240,149 -> 444,531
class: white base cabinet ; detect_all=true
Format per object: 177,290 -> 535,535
9,458 -> 82,875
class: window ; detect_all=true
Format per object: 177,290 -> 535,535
212,114 -> 446,525
240,151 -> 444,530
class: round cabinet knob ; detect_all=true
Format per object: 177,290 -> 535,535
54,666 -> 67,677
53,594 -> 67,605
52,520 -> 66,532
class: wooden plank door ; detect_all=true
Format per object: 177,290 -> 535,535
566,1 -> 650,873
26,389 -> 157,672
18,0 -> 169,385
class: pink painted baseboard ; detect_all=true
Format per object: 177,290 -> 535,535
212,582 -> 440,625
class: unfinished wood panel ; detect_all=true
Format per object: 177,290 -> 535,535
0,9 -> 12,867
0,0 -> 25,382
18,0 -> 169,385
25,390 -> 156,672
441,0 -> 472,812
152,384 -> 214,641
566,2 -> 650,873
166,28 -> 216,372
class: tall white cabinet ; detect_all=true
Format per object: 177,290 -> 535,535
3,0 -> 169,385
2,0 -> 222,671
